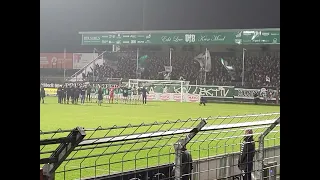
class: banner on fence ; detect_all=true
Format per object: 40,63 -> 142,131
145,85 -> 279,101
234,88 -> 279,101
43,88 -> 57,96
40,53 -> 73,69
145,85 -> 235,98
73,53 -> 98,69
40,83 -> 61,88
147,93 -> 200,102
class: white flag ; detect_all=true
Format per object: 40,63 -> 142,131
266,76 -> 270,82
221,58 -> 234,70
194,51 -> 211,72
194,52 -> 205,68
204,49 -> 211,72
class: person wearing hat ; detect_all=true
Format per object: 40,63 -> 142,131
172,145 -> 193,180
238,129 -> 255,180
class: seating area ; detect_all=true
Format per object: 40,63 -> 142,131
40,51 -> 280,87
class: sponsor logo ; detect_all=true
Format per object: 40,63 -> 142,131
84,36 -> 100,41
173,94 -> 181,101
188,94 -> 199,102
160,94 -> 170,101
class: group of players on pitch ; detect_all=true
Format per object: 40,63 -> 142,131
55,84 -> 149,106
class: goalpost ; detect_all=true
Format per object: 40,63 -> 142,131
128,79 -> 191,102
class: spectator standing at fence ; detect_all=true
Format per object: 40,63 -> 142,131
181,145 -> 193,180
238,129 -> 255,180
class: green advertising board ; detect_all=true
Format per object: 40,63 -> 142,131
80,29 -> 280,45
146,85 -> 235,98
146,85 -> 279,100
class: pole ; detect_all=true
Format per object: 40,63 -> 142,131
63,48 -> 66,81
204,48 -> 208,85
93,49 -> 96,80
242,48 -> 245,86
136,48 -> 139,78
169,48 -> 172,67
180,81 -> 183,103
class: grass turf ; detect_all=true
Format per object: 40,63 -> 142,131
40,97 -> 280,180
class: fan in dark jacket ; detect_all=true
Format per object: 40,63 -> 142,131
40,87 -> 45,104
181,146 -> 193,180
238,129 -> 255,180
172,145 -> 193,180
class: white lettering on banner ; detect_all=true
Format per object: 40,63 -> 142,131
84,36 -> 100,41
185,34 -> 196,43
51,57 -> 57,66
40,57 -> 48,64
173,36 -> 183,42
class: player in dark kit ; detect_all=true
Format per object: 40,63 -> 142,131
122,86 -> 128,104
57,86 -> 62,104
80,86 -> 86,104
141,87 -> 148,104
40,87 -> 46,103
199,97 -> 207,106
66,86 -> 71,104
70,86 -> 75,104
86,85 -> 91,102
97,87 -> 103,106
61,86 -> 66,104
74,86 -> 80,104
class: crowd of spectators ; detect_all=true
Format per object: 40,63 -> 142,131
40,50 -> 280,88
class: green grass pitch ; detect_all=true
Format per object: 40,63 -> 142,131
40,97 -> 280,180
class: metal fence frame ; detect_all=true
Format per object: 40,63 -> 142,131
40,113 -> 280,180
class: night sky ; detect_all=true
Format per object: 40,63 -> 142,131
40,0 -> 280,52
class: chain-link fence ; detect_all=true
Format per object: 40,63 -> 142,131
40,113 -> 280,180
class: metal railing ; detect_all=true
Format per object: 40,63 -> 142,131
40,113 -> 280,180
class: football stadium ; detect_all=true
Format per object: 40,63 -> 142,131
40,1 -> 280,180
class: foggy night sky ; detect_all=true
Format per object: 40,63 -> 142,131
40,0 -> 280,52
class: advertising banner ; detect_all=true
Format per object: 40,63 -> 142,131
40,53 -> 73,69
73,53 -> 98,69
43,88 -> 57,96
146,93 -> 200,102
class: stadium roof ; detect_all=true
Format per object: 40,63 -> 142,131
79,28 -> 280,34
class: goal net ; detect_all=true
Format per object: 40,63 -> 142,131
128,79 -> 200,102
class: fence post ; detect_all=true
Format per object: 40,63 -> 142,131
276,87 -> 280,105
174,119 -> 207,180
257,117 -> 280,180
41,127 -> 86,180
